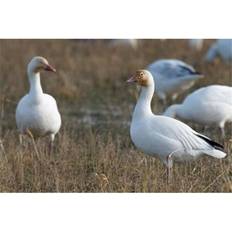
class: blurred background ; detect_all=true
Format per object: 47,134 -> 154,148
0,39 -> 231,192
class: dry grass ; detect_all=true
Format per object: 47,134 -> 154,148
0,39 -> 231,192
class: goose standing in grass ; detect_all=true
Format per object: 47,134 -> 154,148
205,39 -> 232,63
163,85 -> 232,138
147,59 -> 203,104
16,56 -> 61,153
128,70 -> 226,182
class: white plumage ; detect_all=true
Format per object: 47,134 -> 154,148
163,85 -> 232,137
16,56 -> 61,145
205,39 -> 232,63
128,70 -> 226,181
147,59 -> 203,103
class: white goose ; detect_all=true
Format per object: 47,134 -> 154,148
16,56 -> 61,151
128,70 -> 226,182
147,59 -> 203,104
163,85 -> 232,138
205,39 -> 232,63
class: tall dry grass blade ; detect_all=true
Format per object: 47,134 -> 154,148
25,129 -> 41,161
203,171 -> 226,192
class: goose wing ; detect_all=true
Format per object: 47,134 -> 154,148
150,116 -> 224,156
147,59 -> 201,79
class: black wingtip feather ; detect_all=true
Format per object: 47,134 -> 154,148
178,65 -> 202,76
195,134 -> 224,151
194,71 -> 202,75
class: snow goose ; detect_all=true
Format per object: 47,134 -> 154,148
147,59 -> 203,104
128,70 -> 226,182
163,85 -> 232,138
188,39 -> 204,51
16,56 -> 61,153
205,39 -> 232,63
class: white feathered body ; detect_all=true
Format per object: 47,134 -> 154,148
131,113 -> 225,166
16,93 -> 61,138
164,85 -> 232,127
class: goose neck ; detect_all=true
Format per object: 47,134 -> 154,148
28,72 -> 43,100
133,85 -> 154,120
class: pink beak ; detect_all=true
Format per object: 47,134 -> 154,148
45,64 -> 56,72
127,76 -> 136,83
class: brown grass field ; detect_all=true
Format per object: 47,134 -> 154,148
0,39 -> 231,192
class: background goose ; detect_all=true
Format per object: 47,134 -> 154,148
188,39 -> 204,51
205,39 -> 232,63
163,85 -> 232,138
16,56 -> 61,152
146,59 -> 203,104
109,39 -> 138,50
128,70 -> 226,182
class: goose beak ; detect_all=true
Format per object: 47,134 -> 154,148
127,76 -> 136,83
45,64 -> 56,72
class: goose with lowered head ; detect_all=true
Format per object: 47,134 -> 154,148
163,85 -> 232,138
16,56 -> 61,152
128,70 -> 226,182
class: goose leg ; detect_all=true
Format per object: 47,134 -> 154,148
167,153 -> 173,184
18,134 -> 24,156
49,134 -> 55,155
165,149 -> 178,185
220,127 -> 225,140
19,134 -> 23,145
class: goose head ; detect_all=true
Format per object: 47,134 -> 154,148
127,69 -> 154,87
27,56 -> 56,74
